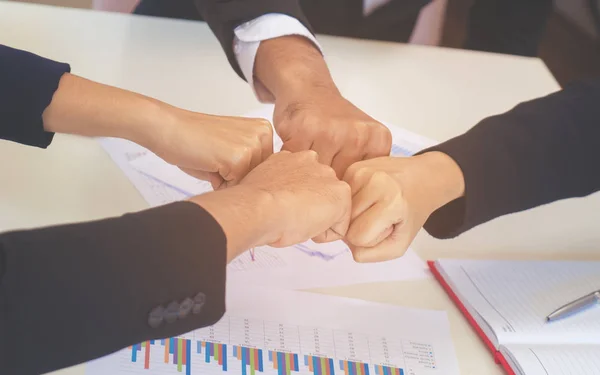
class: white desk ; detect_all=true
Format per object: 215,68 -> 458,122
1,2 -> 599,375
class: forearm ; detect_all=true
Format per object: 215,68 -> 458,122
42,73 -> 181,151
423,77 -> 600,238
254,35 -> 339,99
190,186 -> 277,261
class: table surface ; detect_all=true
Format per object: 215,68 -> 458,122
2,2 -> 599,375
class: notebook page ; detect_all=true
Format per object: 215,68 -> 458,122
437,260 -> 600,346
501,344 -> 600,375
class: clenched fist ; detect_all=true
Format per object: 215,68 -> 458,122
191,150 -> 352,260
342,153 -> 465,262
153,113 -> 273,189
274,90 -> 392,178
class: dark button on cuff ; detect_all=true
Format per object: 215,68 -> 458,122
179,298 -> 194,319
148,305 -> 165,328
165,301 -> 180,324
192,292 -> 206,315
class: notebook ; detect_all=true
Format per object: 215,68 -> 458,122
428,259 -> 600,375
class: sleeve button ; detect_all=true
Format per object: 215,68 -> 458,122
148,305 -> 165,328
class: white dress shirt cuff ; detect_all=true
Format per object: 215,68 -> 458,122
233,13 -> 322,103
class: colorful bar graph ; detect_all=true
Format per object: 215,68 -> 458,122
269,351 -> 300,375
339,360 -> 369,375
233,346 -> 264,375
128,336 -> 402,375
129,338 -> 192,374
374,365 -> 403,375
201,341 -> 228,371
304,355 -> 335,375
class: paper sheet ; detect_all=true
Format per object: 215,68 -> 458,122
99,106 -> 436,289
86,287 -> 459,375
98,137 -> 189,206
227,240 -> 428,289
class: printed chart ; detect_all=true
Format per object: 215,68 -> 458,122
87,289 -> 456,375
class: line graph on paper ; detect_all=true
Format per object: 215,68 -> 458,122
228,242 -> 351,272
88,315 -> 439,375
228,250 -> 287,272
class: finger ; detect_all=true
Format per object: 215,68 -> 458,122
349,227 -> 412,263
364,126 -> 393,160
260,126 -> 274,162
331,148 -> 364,180
349,179 -> 382,220
312,228 -> 343,243
281,137 -> 312,153
313,181 -> 352,243
179,168 -> 225,190
346,196 -> 405,248
220,151 -> 253,187
249,141 -> 265,175
311,138 -> 339,167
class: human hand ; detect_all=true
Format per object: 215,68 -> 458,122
253,35 -> 391,178
151,112 -> 273,189
342,152 -> 465,262
190,150 -> 351,260
273,89 -> 392,178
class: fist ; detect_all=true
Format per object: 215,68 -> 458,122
240,150 -> 351,247
154,113 -> 273,189
273,91 -> 392,178
342,153 -> 465,262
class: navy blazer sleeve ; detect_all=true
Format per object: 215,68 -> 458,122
422,77 -> 600,238
0,44 -> 70,148
0,46 -> 228,374
193,0 -> 313,79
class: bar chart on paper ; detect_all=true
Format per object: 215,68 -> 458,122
89,316 -> 439,375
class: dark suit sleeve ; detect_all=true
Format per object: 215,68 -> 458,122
465,0 -> 553,57
0,202 -> 227,375
422,77 -> 600,238
193,0 -> 313,79
0,44 -> 70,148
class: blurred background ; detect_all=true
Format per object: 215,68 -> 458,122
5,0 -> 600,86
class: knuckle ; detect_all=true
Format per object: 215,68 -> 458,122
337,180 -> 352,196
301,149 -> 319,161
343,162 -> 370,184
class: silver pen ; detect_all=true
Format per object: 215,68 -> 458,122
546,290 -> 600,322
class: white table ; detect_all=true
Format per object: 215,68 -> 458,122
1,2 -> 599,375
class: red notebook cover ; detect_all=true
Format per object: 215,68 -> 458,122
427,261 -> 517,375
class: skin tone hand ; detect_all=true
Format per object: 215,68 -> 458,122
190,151 -> 352,262
42,73 -> 273,189
254,36 -> 392,178
342,152 -> 466,262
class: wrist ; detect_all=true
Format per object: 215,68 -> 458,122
410,152 -> 466,211
188,186 -> 279,262
255,35 -> 339,100
125,99 -> 182,152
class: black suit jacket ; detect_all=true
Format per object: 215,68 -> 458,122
135,0 -> 552,80
0,45 -> 228,375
